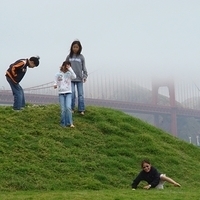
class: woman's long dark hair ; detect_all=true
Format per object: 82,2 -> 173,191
69,40 -> 82,58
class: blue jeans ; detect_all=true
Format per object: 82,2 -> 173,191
59,93 -> 73,126
6,76 -> 25,110
71,81 -> 85,112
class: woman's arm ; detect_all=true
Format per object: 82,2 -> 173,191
131,172 -> 143,189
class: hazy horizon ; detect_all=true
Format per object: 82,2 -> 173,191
1,0 -> 200,91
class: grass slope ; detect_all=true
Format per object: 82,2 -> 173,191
0,104 -> 200,194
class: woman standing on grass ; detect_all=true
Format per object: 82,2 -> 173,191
54,61 -> 76,128
65,40 -> 88,115
131,159 -> 181,190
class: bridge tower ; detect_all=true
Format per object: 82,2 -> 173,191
152,78 -> 177,136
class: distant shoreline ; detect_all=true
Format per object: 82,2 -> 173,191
0,103 -> 12,106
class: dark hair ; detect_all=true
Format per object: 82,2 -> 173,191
141,159 -> 151,168
69,40 -> 82,58
60,61 -> 71,72
62,61 -> 71,66
29,56 -> 40,66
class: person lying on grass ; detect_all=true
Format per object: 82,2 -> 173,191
131,159 -> 181,190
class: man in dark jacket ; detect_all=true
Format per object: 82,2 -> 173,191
5,56 -> 40,110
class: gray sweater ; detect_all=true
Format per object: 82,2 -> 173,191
66,54 -> 88,82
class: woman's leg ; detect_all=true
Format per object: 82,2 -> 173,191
59,94 -> 66,126
76,82 -> 85,112
71,82 -> 76,111
160,174 -> 181,187
65,93 -> 73,126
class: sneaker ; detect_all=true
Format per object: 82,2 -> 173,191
70,124 -> 75,128
156,174 -> 166,189
155,183 -> 164,189
80,111 -> 84,115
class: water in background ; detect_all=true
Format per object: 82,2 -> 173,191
0,103 -> 11,106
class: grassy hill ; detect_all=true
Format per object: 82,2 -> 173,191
0,104 -> 200,199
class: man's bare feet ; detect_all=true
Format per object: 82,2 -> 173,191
174,183 -> 181,187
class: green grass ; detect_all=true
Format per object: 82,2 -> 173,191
0,104 -> 200,199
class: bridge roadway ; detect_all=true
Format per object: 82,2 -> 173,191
1,91 -> 200,118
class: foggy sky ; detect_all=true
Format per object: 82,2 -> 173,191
1,0 -> 200,90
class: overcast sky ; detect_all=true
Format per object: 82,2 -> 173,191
1,0 -> 200,90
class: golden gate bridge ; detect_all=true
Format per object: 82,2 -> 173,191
1,77 -> 200,143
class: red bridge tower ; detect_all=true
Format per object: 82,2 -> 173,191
152,78 -> 177,136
